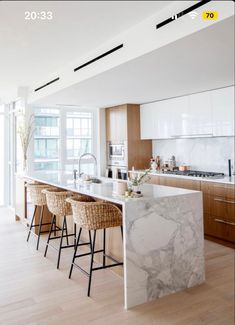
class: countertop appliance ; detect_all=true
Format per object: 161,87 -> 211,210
107,141 -> 127,167
162,170 -> 225,179
107,141 -> 128,180
106,166 -> 127,180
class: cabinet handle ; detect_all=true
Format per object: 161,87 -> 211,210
214,218 -> 235,226
214,198 -> 235,204
170,133 -> 213,138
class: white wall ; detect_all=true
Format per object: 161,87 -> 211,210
152,136 -> 235,175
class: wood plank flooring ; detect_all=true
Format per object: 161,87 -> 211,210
0,207 -> 234,325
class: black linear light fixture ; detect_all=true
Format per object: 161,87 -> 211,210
74,44 -> 124,72
34,77 -> 60,92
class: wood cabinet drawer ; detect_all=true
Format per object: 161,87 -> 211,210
201,181 -> 235,199
158,176 -> 200,191
159,176 -> 179,187
181,179 -> 201,190
212,197 -> 235,221
204,213 -> 235,243
203,193 -> 235,221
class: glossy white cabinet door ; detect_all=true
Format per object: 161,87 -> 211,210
211,86 -> 234,136
169,96 -> 189,137
154,100 -> 175,139
141,101 -> 175,139
141,87 -> 234,140
187,92 -> 213,136
140,103 -> 155,139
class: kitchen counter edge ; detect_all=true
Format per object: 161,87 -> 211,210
129,170 -> 235,185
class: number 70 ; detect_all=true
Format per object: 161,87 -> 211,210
203,11 -> 218,20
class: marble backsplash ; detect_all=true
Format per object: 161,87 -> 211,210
152,136 -> 235,175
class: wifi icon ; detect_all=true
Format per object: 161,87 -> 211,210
188,11 -> 198,19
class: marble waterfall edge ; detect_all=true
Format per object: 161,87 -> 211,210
123,192 -> 205,309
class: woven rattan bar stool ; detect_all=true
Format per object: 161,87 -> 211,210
26,183 -> 55,250
66,198 -> 123,297
42,189 -> 94,269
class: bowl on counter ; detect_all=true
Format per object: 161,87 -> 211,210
179,165 -> 190,171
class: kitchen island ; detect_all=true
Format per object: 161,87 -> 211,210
23,171 -> 205,309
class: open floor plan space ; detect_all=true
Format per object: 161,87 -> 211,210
0,1 -> 234,324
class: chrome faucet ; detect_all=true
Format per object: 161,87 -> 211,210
78,153 -> 97,178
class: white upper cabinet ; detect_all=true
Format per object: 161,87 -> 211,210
168,96 -> 189,137
141,100 -> 175,139
211,86 -> 234,136
140,103 -> 155,139
140,86 -> 234,140
154,100 -> 175,139
187,92 -> 213,136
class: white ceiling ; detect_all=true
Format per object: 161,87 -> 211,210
34,16 -> 235,108
0,0 -> 172,101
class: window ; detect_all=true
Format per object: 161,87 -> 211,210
32,107 -> 95,174
34,108 -> 60,171
66,113 -> 92,159
65,111 -> 94,174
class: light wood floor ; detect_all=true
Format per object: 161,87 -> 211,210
0,208 -> 234,325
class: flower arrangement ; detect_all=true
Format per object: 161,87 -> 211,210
17,114 -> 34,171
128,169 -> 150,191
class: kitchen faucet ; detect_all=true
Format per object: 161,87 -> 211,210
73,153 -> 97,181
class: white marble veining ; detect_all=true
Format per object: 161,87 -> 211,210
124,191 -> 204,308
153,136 -> 235,175
23,171 -> 205,309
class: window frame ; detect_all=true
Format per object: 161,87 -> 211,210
31,106 -> 97,173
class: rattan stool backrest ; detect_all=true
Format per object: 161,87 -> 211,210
42,189 -> 94,217
66,198 -> 122,230
25,183 -> 52,206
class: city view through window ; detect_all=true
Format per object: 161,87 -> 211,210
33,108 -> 94,174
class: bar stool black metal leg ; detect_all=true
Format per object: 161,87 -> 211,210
88,230 -> 92,250
64,216 -> 69,245
57,216 -> 66,269
27,206 -> 37,242
103,228 -> 106,267
44,214 -> 56,257
53,215 -> 57,236
36,206 -> 44,250
69,227 -> 82,279
87,230 -> 96,297
120,225 -> 123,240
74,223 -> 77,249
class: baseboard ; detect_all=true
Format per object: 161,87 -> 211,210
204,235 -> 235,249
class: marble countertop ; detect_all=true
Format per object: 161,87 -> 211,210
21,170 -> 204,309
23,170 -> 198,205
129,170 -> 235,185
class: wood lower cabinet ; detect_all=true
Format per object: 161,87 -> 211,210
158,176 -> 201,191
202,182 -> 235,244
15,176 -> 27,221
148,174 -> 235,246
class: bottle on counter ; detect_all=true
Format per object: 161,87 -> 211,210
169,155 -> 176,170
156,156 -> 161,171
150,157 -> 157,171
